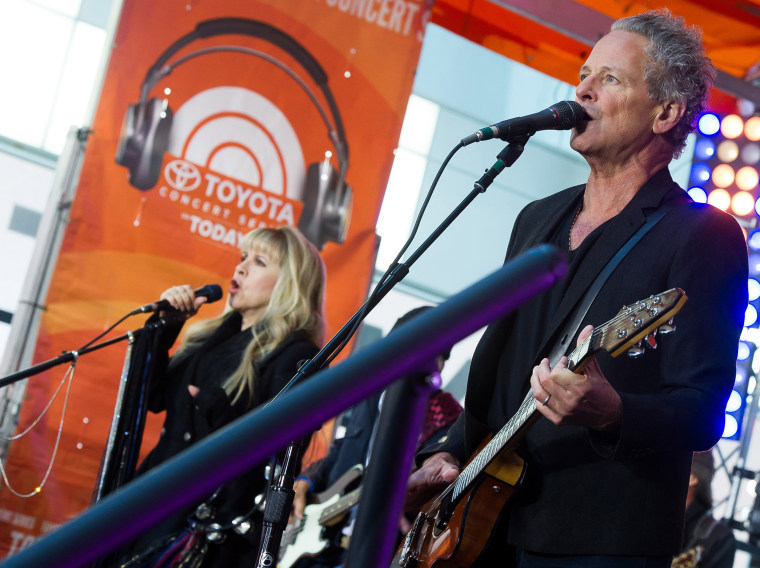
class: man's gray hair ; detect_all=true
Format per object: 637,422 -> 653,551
612,9 -> 716,159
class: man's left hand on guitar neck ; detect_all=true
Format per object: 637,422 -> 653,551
402,452 -> 460,515
531,325 -> 623,434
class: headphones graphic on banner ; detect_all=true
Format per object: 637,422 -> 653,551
115,18 -> 352,250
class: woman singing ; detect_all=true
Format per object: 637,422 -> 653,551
118,225 -> 326,568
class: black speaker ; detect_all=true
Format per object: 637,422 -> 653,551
115,18 -> 352,249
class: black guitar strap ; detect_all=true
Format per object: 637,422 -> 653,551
545,201 -> 676,366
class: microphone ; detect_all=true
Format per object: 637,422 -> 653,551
131,284 -> 224,315
462,101 -> 586,146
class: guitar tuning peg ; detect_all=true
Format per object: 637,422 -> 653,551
644,333 -> 657,349
628,342 -> 645,358
658,319 -> 676,334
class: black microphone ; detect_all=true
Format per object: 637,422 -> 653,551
130,284 -> 224,315
462,101 -> 586,146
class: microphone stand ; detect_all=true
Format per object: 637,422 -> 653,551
0,312 -> 186,389
256,135 -> 531,565
0,335 -> 126,389
255,441 -> 304,568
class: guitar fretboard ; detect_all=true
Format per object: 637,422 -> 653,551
451,390 -> 537,501
319,486 -> 361,525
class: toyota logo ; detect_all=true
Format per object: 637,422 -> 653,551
164,159 -> 202,191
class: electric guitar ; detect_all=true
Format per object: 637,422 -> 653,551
393,288 -> 688,568
279,465 -> 363,568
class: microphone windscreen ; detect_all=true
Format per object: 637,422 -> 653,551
197,284 -> 223,303
552,101 -> 586,130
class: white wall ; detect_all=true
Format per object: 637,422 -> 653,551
0,148 -> 56,362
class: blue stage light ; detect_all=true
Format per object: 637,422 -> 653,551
727,389 -> 744,412
687,187 -> 707,203
724,414 -> 739,438
750,278 -> 760,302
746,304 -> 758,327
738,340 -> 752,361
749,230 -> 760,252
690,162 -> 712,184
724,343 -> 756,440
698,113 -> 721,136
694,137 -> 716,160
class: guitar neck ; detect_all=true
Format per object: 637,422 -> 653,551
452,390 -> 537,501
318,486 -> 362,526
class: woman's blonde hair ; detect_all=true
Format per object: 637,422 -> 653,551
176,226 -> 326,405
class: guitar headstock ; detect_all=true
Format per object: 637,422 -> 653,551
600,288 -> 687,358
569,288 -> 688,371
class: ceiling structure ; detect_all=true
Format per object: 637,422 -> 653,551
430,0 -> 760,112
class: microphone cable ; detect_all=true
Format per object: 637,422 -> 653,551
321,141 -> 466,367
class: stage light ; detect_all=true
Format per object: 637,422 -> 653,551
690,162 -> 712,184
699,113 -> 721,135
737,166 -> 759,191
750,278 -> 760,302
746,304 -> 758,327
738,340 -> 752,361
707,188 -> 730,210
694,138 -> 716,160
746,261 -> 760,331
749,230 -> 760,251
717,140 -> 740,163
724,414 -> 739,438
727,389 -> 744,412
732,191 -> 755,216
743,144 -> 760,165
713,163 -> 735,188
723,342 -> 756,440
688,187 -> 707,203
746,116 -> 760,142
735,365 -> 746,386
749,254 -> 760,275
722,114 -> 745,139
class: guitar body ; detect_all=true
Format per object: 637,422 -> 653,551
279,465 -> 362,568
393,445 -> 525,568
279,493 -> 341,568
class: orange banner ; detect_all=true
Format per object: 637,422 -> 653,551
0,0 -> 429,557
